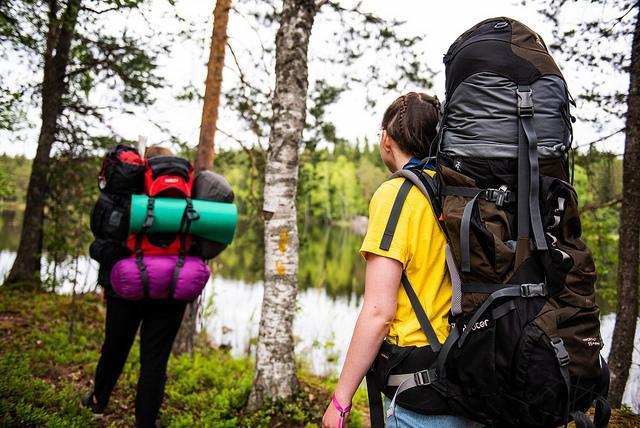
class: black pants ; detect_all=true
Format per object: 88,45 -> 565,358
93,296 -> 186,428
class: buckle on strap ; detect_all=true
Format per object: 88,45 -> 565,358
550,337 -> 571,367
485,185 -> 510,207
414,369 -> 437,386
517,88 -> 534,117
143,197 -> 155,228
520,283 -> 546,297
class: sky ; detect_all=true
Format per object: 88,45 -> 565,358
0,0 -> 632,158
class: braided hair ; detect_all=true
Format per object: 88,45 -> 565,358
381,92 -> 442,160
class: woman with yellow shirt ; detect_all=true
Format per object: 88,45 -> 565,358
322,93 -> 479,428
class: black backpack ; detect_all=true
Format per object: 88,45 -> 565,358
366,18 -> 610,428
89,145 -> 145,278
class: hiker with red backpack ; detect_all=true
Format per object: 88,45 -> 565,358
83,144 -> 236,427
324,18 -> 610,428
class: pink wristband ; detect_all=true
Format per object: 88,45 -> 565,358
332,393 -> 352,428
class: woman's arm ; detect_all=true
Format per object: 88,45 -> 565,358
322,253 -> 402,428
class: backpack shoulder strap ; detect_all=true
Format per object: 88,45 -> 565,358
384,168 -> 445,243
382,168 -> 463,317
379,179 -> 413,250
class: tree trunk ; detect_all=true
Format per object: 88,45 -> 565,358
608,8 -> 640,408
195,0 -> 231,174
247,0 -> 316,410
172,0 -> 232,357
5,0 -> 81,288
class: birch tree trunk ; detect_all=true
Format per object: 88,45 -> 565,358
6,0 -> 81,288
247,0 -> 317,409
172,0 -> 232,357
608,7 -> 640,408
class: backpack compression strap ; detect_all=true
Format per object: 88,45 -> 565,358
167,198 -> 200,300
516,86 -> 548,254
134,196 -> 156,299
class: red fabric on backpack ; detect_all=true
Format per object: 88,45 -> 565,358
119,151 -> 145,165
144,157 -> 194,198
126,234 -> 192,255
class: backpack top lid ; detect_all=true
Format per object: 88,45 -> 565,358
144,155 -> 193,198
98,144 -> 145,194
444,17 -> 563,97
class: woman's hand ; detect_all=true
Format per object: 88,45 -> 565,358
322,401 -> 349,428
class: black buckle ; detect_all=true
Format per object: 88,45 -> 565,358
485,185 -> 510,207
143,198 -> 155,228
414,369 -> 436,386
550,337 -> 571,367
520,283 -> 546,297
517,88 -> 534,117
187,208 -> 200,221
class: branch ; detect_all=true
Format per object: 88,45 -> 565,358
226,42 -> 269,96
80,5 -> 120,15
581,197 -> 622,213
216,127 -> 263,209
575,127 -> 625,149
216,127 -> 265,155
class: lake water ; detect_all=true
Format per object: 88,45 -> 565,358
0,209 -> 638,411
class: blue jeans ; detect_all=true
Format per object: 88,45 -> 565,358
385,397 -> 482,428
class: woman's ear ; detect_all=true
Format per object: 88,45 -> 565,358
381,131 -> 394,153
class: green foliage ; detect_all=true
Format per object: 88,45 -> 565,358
0,169 -> 15,201
571,151 -> 623,310
42,152 -> 101,291
0,290 -> 369,427
0,85 -> 23,132
0,155 -> 30,203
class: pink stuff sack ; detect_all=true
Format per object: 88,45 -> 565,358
110,255 -> 210,301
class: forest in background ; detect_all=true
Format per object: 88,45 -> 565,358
0,143 -> 624,308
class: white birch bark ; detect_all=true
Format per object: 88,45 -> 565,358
248,0 -> 317,409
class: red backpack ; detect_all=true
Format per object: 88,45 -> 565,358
127,156 -> 200,297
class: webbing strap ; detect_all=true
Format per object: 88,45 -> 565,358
446,245 -> 463,316
386,368 -> 438,419
457,283 -> 546,348
436,326 -> 459,376
366,373 -> 385,428
167,198 -> 196,300
135,197 -> 155,299
517,86 -> 548,251
550,336 -> 571,426
401,274 -> 441,352
462,283 -> 504,293
387,169 -> 446,237
460,193 -> 480,272
379,180 -> 413,250
441,185 -> 515,206
134,243 -> 150,299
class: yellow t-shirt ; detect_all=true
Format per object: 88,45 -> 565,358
360,171 -> 452,347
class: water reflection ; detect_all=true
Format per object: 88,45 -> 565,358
0,209 -> 21,251
214,221 -> 366,298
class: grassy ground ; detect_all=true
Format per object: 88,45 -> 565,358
0,289 -> 367,427
0,288 -> 638,427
